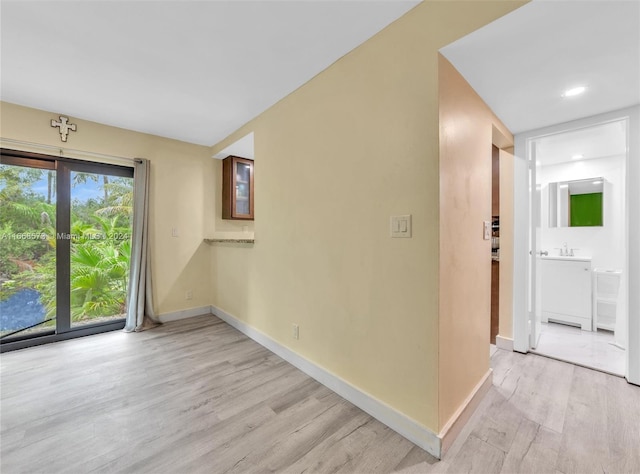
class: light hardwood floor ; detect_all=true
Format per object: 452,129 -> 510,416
1,314 -> 638,473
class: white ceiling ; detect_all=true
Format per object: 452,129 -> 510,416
441,0 -> 640,135
534,119 -> 627,166
0,0 -> 419,146
4,1 -> 638,148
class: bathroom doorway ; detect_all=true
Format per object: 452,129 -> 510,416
525,118 -> 628,376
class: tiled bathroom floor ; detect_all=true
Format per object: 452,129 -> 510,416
532,321 -> 625,376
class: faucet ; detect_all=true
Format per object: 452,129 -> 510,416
562,242 -> 568,256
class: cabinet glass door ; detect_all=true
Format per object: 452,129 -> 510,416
235,161 -> 251,216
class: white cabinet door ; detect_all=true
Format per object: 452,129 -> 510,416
541,259 -> 592,329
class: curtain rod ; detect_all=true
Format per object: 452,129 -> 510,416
0,137 -> 137,165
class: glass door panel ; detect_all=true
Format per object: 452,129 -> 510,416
235,162 -> 251,216
0,163 -> 57,340
69,171 -> 133,328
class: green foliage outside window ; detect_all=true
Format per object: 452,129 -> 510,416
0,164 -> 133,324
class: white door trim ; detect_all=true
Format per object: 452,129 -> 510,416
513,106 -> 639,385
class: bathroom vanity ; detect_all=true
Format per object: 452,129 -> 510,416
541,256 -> 592,330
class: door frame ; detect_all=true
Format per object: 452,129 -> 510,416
513,106 -> 640,385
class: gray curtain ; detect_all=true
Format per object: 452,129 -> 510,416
124,158 -> 159,332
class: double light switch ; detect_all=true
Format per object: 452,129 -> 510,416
391,215 -> 412,238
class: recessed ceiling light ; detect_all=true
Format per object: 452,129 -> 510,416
562,86 -> 587,98
571,154 -> 583,160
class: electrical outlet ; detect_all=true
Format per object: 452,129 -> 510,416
172,227 -> 179,238
292,324 -> 299,340
185,290 -> 193,300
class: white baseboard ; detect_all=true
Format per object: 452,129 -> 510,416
158,305 -> 212,323
210,304 -> 442,458
496,335 -> 514,352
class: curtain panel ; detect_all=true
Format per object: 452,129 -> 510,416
124,158 -> 159,332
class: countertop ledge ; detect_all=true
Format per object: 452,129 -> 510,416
204,238 -> 255,244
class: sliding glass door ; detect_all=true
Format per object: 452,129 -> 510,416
69,169 -> 133,328
0,157 -> 57,340
0,150 -> 134,350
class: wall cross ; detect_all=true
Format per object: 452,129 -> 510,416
51,116 -> 77,142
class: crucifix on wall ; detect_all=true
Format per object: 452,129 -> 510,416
51,116 -> 77,142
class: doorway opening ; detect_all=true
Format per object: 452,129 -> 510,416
489,136 -> 515,359
526,119 -> 628,376
0,149 -> 134,351
491,145 -> 500,350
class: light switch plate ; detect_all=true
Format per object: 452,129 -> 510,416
483,221 -> 491,240
391,215 -> 412,238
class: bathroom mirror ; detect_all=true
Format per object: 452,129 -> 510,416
548,177 -> 604,227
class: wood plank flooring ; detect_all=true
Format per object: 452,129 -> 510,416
399,349 -> 640,474
1,314 -> 639,473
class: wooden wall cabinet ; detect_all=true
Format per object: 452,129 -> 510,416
222,155 -> 254,220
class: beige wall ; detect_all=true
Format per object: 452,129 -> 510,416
437,55 -> 513,429
0,101 -> 214,315
211,1 -> 523,432
1,0 -> 525,437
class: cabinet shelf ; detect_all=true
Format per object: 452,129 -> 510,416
595,296 -> 618,304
